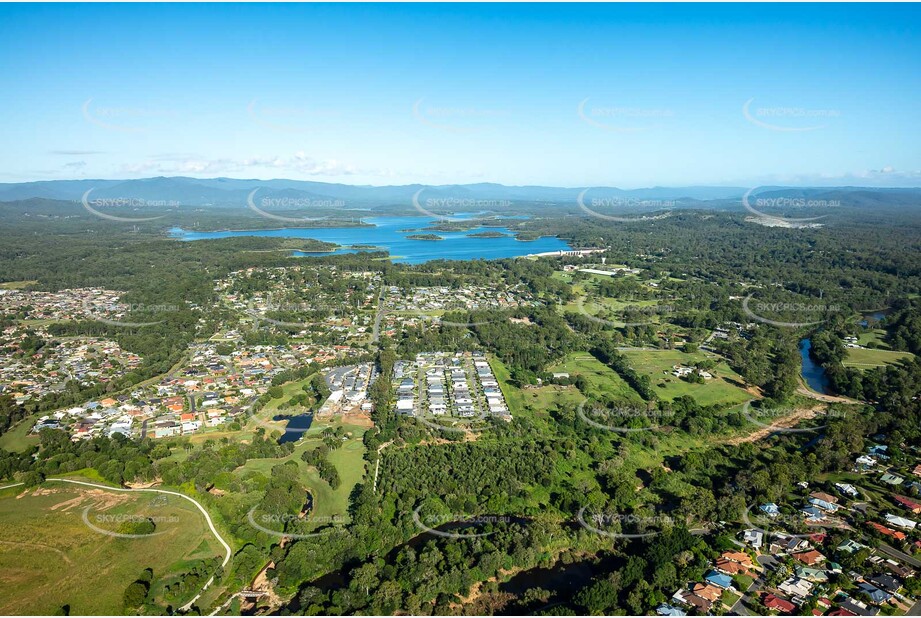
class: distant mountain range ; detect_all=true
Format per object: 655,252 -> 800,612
0,177 -> 918,210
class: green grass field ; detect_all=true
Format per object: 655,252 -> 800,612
488,355 -> 583,421
0,415 -> 39,453
0,280 -> 37,289
0,484 -> 220,615
843,347 -> 914,369
856,329 -> 888,348
549,353 -> 644,403
621,349 -> 752,406
234,417 -> 368,526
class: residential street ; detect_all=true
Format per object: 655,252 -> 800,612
731,554 -> 777,616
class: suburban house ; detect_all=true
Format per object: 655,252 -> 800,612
742,528 -> 764,549
892,495 -> 921,514
835,483 -> 860,498
793,550 -> 826,566
691,583 -> 722,603
837,539 -> 867,554
838,598 -> 880,616
808,496 -> 840,513
857,583 -> 891,605
763,593 -> 796,613
867,521 -> 907,541
779,577 -> 814,599
880,473 -> 904,486
760,502 -> 780,517
868,574 -> 902,594
884,513 -> 917,530
704,571 -> 733,590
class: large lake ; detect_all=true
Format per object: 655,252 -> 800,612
171,216 -> 571,264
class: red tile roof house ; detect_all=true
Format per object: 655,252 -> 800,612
715,558 -> 752,576
720,550 -> 756,569
913,464 -> 921,477
809,532 -> 828,545
827,608 -> 857,617
763,593 -> 796,613
867,521 -> 907,541
793,550 -> 826,566
893,495 -> 921,514
691,583 -> 722,603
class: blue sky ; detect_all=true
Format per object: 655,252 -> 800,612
0,3 -> 918,187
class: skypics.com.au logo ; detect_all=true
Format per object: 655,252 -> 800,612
741,504 -> 840,540
81,189 -> 178,223
82,298 -> 181,328
244,297 -> 342,330
82,98 -> 176,133
246,508 -> 347,540
577,188 -> 674,223
577,507 -> 676,539
411,188 -> 511,222
247,188 -> 338,223
412,98 -> 509,134
411,505 -> 511,539
742,400 -> 849,435
575,296 -> 677,328
412,407 -> 489,436
742,187 -> 837,227
577,98 -> 674,132
81,503 -> 176,539
577,400 -> 674,434
742,98 -> 840,132
741,295 -> 841,328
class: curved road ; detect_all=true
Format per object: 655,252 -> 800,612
1,478 -> 231,613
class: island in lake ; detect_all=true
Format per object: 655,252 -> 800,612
467,231 -> 509,238
405,234 -> 444,241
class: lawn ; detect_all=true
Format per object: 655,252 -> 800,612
621,349 -> 752,407
0,484 -> 220,615
857,329 -> 889,348
843,347 -> 914,369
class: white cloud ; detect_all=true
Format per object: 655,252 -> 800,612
116,153 -> 360,177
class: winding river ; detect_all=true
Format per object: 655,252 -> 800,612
799,338 -> 831,394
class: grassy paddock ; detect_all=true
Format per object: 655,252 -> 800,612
0,415 -> 39,453
0,484 -> 220,615
621,349 -> 752,407
843,347 -> 914,369
549,353 -> 643,403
